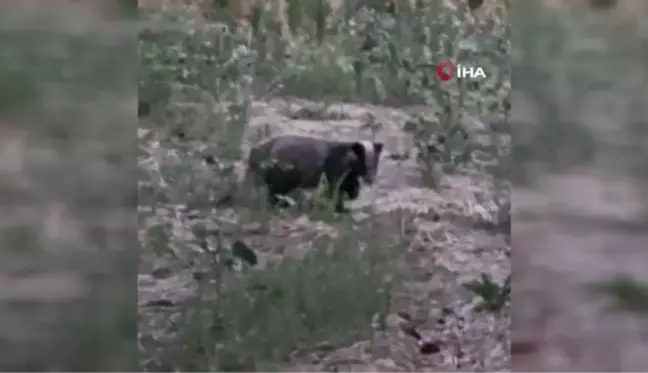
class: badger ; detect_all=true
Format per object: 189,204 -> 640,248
231,135 -> 383,213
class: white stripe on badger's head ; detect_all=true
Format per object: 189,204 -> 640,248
354,140 -> 383,185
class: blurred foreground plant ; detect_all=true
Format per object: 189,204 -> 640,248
0,2 -> 137,371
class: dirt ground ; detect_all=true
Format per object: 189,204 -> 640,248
138,98 -> 511,371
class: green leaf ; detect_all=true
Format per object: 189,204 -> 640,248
148,223 -> 172,257
588,275 -> 648,313
464,273 -> 510,314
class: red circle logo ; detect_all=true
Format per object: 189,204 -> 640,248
436,61 -> 456,81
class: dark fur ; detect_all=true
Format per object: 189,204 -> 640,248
247,135 -> 383,212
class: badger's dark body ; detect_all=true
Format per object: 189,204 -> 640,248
246,135 -> 382,212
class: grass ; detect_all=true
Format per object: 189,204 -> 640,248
182,234 -> 393,371
589,276 -> 648,314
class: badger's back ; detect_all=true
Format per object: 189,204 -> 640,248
248,135 -> 341,188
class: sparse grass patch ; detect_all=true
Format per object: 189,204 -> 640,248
181,231 -> 393,371
588,276 -> 648,314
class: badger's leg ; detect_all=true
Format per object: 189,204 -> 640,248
267,185 -> 294,208
267,189 -> 281,207
334,199 -> 347,213
339,178 -> 361,212
344,178 -> 361,200
326,177 -> 360,213
265,167 -> 300,209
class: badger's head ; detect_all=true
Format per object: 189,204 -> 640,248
346,140 -> 384,185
